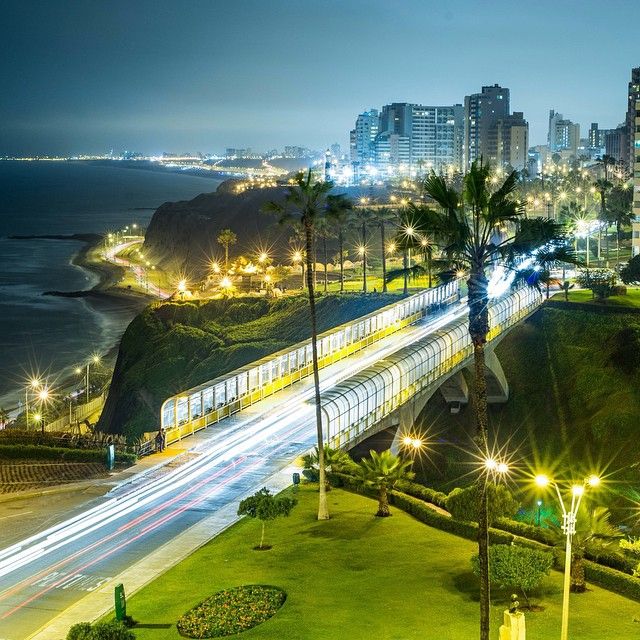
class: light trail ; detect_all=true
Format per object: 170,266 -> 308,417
0,297 -> 473,633
0,300 -> 468,583
1,415 -> 313,619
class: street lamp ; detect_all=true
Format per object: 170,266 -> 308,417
25,377 -> 41,426
534,472 -> 601,640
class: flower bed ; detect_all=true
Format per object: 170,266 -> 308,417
177,585 -> 286,638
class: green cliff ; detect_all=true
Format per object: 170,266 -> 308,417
98,293 -> 401,440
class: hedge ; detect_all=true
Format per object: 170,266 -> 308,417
329,471 -> 640,601
0,444 -> 136,465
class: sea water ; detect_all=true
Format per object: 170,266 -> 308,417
0,161 -> 221,405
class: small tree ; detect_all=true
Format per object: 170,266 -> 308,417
358,449 -> 414,517
576,268 -> 617,299
560,280 -> 574,301
237,488 -> 297,549
446,483 -> 519,525
471,545 -> 553,608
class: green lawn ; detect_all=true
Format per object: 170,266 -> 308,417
119,486 -> 639,639
552,288 -> 640,308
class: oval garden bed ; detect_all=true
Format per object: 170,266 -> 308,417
177,585 -> 286,638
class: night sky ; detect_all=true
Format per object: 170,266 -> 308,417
1,0 -> 638,155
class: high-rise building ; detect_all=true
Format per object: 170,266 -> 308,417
463,84 -> 510,169
349,109 -> 379,167
626,67 -> 640,169
363,102 -> 464,173
547,110 -> 580,156
493,112 -> 529,170
605,125 -> 627,163
632,97 -> 640,256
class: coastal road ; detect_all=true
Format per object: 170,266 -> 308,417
0,301 -> 468,640
102,239 -> 173,299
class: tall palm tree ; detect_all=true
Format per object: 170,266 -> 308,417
326,196 -> 353,292
410,160 -> 572,640
593,178 -> 612,263
371,207 -> 395,292
314,217 -> 333,293
607,185 -> 633,263
264,171 -> 350,520
349,207 -> 372,292
358,449 -> 414,517
217,228 -> 237,273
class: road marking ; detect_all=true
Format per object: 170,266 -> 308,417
0,512 -> 33,521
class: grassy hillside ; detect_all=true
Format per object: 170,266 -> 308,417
99,293 -> 402,439
416,304 -> 640,491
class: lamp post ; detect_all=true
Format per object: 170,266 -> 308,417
535,473 -> 600,640
37,387 -> 50,434
25,377 -> 41,427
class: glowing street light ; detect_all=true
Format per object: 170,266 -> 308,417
386,242 -> 396,254
533,471 -> 601,640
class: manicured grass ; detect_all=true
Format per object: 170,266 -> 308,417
552,288 -> 640,308
120,486 -> 639,639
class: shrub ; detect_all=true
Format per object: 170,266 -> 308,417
446,483 -> 519,524
67,622 -> 93,640
584,560 -> 640,601
66,621 -> 135,640
620,255 -> 640,284
471,545 -> 553,606
609,326 -> 640,374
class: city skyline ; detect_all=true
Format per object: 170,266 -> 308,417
1,0 -> 639,155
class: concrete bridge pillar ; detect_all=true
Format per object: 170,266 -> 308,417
482,347 -> 509,403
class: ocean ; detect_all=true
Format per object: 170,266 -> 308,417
0,161 -> 222,406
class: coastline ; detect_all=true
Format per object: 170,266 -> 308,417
0,235 -> 152,414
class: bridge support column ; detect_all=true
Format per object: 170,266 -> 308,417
478,347 -> 509,403
439,371 -> 469,413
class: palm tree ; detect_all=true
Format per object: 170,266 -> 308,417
358,449 -> 414,517
371,207 -> 395,292
264,171 -> 350,520
314,217 -> 334,293
409,160 -> 573,640
326,195 -> 353,293
0,407 -> 9,429
302,445 -> 354,490
217,228 -> 237,273
387,206 -> 428,294
349,207 -> 372,292
554,504 -> 620,592
593,178 -> 612,263
607,185 -> 633,263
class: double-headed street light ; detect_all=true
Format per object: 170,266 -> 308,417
25,377 -> 41,426
535,472 -> 601,640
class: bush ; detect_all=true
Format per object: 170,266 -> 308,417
584,560 -> 640,601
66,621 -> 135,640
609,326 -> 640,374
67,623 -> 93,640
471,545 -> 553,605
446,483 -> 519,524
620,255 -> 640,284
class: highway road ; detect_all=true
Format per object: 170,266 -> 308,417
0,300 -> 468,640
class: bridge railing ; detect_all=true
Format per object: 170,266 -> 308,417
159,279 -> 461,445
320,287 -> 542,448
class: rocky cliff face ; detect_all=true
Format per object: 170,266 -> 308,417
142,181 -> 290,277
